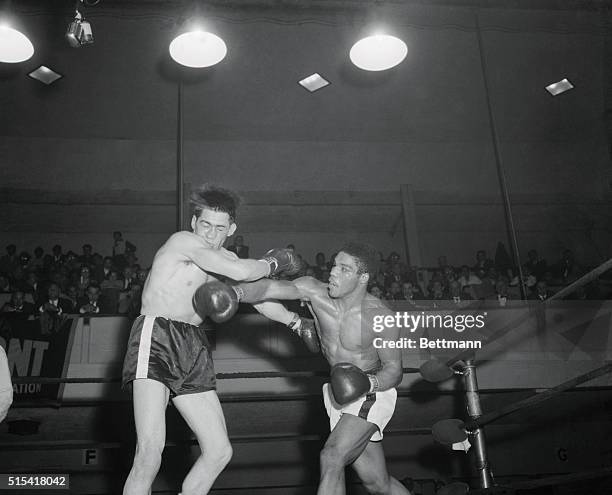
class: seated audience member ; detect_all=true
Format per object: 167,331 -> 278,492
74,265 -> 95,297
554,249 -> 582,284
28,246 -> 45,273
491,277 -> 511,307
529,280 -> 551,301
118,283 -> 143,318
39,283 -> 72,316
0,346 -> 12,422
368,284 -> 385,299
79,285 -> 102,315
401,281 -> 424,301
20,271 -> 41,302
1,290 -> 35,318
46,244 -> 65,271
473,249 -> 494,274
100,271 -> 123,313
95,256 -> 114,281
0,244 -> 18,277
524,249 -> 547,281
449,279 -> 471,304
79,244 -> 96,268
121,266 -> 136,291
0,275 -> 11,293
385,281 -> 403,300
62,285 -> 80,314
64,251 -> 80,274
227,235 -> 249,259
385,262 -> 405,287
473,267 -> 497,299
458,265 -> 481,288
428,279 -> 447,301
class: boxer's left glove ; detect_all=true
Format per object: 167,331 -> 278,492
287,314 -> 320,353
330,362 -> 379,406
193,281 -> 239,323
261,248 -> 302,277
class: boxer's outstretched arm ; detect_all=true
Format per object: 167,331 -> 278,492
235,276 -> 324,303
253,301 -> 295,325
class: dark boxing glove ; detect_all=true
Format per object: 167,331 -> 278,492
287,314 -> 320,353
192,281 -> 239,323
262,248 -> 302,277
330,362 -> 377,406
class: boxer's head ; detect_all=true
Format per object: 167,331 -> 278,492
190,185 -> 241,249
328,242 -> 377,299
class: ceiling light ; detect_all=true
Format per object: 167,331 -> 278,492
298,73 -> 330,92
28,66 -> 63,85
545,78 -> 574,96
66,9 -> 93,48
350,34 -> 407,71
0,25 -> 34,63
169,30 -> 227,68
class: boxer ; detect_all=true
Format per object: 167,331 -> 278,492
206,242 -> 411,495
121,184 -> 299,495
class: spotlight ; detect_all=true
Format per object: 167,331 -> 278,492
169,29 -> 227,68
350,34 -> 407,71
0,25 -> 34,63
66,6 -> 93,48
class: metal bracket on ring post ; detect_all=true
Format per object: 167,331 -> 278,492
463,360 -> 493,489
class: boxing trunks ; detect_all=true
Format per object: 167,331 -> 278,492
122,315 -> 215,396
322,382 -> 397,442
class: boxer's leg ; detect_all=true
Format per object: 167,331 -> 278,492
172,390 -> 233,495
123,378 -> 170,495
351,441 -> 411,495
318,414 -> 378,495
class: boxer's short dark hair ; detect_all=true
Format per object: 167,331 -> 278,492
339,242 -> 378,278
190,185 -> 241,223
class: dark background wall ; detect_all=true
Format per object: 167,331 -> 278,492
1,0 -> 611,266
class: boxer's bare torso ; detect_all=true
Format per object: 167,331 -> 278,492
141,231 -> 238,325
305,286 -> 385,371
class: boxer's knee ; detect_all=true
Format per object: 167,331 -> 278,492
360,470 -> 391,495
133,437 -> 164,474
320,444 -> 349,472
212,441 -> 233,469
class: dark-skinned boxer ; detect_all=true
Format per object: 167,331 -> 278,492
195,242 -> 411,495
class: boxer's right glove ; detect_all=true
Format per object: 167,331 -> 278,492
330,362 -> 377,406
261,248 -> 302,277
287,314 -> 320,353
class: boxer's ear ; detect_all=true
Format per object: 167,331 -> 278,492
190,215 -> 196,231
228,223 -> 237,237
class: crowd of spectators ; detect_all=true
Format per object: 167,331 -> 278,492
0,232 -> 145,323
1,234 -> 609,327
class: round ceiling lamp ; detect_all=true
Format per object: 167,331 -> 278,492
349,34 -> 407,71
0,25 -> 34,63
169,30 -> 227,68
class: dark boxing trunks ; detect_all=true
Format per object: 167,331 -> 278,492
122,315 -> 215,396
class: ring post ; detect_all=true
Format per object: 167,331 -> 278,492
463,360 -> 492,488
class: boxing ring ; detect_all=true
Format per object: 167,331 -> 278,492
2,261 -> 612,494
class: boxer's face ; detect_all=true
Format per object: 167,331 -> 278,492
328,251 -> 368,299
191,207 -> 237,250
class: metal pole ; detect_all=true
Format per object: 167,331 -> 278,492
177,81 -> 184,231
474,10 -> 526,299
463,360 -> 492,488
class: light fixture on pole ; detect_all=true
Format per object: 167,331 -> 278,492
169,21 -> 227,68
66,0 -> 93,48
350,34 -> 407,71
0,23 -> 34,63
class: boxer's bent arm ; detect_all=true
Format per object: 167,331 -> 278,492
171,232 -> 270,281
370,310 -> 404,391
0,347 -> 13,422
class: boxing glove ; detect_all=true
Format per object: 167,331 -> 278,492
192,281 -> 239,323
287,315 -> 320,353
330,362 -> 374,406
262,249 -> 302,277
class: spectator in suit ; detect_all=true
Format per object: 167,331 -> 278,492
45,244 -> 65,271
100,270 -> 123,313
79,285 -> 102,315
458,265 -> 481,289
1,290 -> 36,318
473,249 -> 494,274
28,246 -> 45,274
401,281 -> 424,301
524,249 -> 547,281
95,256 -> 114,282
0,244 -> 18,277
20,271 -> 42,303
39,283 -> 72,316
74,265 -> 95,297
121,266 -> 136,291
227,235 -> 249,259
62,285 -> 80,314
386,281 -> 403,300
0,346 -> 12,423
554,249 -> 582,284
